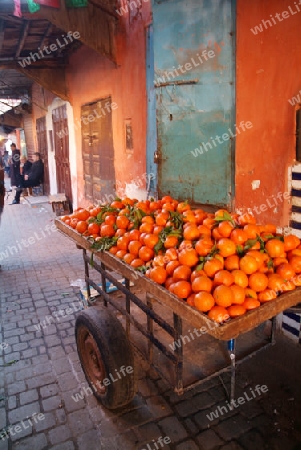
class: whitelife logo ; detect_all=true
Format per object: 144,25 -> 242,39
250,1 -> 301,35
18,31 -> 81,68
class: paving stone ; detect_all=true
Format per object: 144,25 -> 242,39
175,399 -> 204,417
194,408 -> 217,430
158,416 -> 188,443
29,338 -> 45,348
26,373 -> 56,389
34,412 -> 55,432
4,329 -> 25,338
48,346 -> 67,360
8,402 -> 40,424
58,372 -> 79,391
52,357 -> 72,375
145,396 -> 173,419
4,336 -> 19,345
18,320 -> 32,327
220,440 -> 247,450
3,323 -> 17,331
0,409 -> 6,429
77,429 -> 103,450
50,441 -> 75,450
10,433 -> 47,450
193,391 -> 217,411
61,390 -> 86,413
215,415 -> 253,441
239,400 -> 265,419
0,438 -> 8,450
42,395 -> 62,412
8,396 -> 17,410
7,381 -> 26,396
68,409 -> 94,436
20,332 -> 35,342
55,408 -> 67,425
4,352 -> 20,363
120,406 -> 154,428
40,383 -> 59,398
21,348 -> 38,358
9,421 -> 33,442
19,389 -> 39,405
184,418 -> 199,435
48,424 -> 72,445
136,422 -> 162,441
175,440 -> 199,450
196,429 -> 224,449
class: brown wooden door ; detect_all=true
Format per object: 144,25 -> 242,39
82,98 -> 115,204
52,105 -> 73,204
36,116 -> 50,195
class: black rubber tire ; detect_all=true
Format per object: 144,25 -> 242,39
75,306 -> 136,410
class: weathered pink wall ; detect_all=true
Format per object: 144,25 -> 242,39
236,0 -> 301,226
67,3 -> 151,207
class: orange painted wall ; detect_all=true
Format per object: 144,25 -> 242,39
31,83 -> 55,151
67,3 -> 151,207
236,0 -> 301,226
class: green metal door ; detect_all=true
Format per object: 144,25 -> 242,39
152,0 -> 235,207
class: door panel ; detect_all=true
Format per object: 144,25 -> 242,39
52,105 -> 73,203
36,117 -> 50,195
152,0 -> 235,207
82,98 -> 115,204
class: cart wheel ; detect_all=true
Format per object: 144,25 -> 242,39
75,306 -> 136,410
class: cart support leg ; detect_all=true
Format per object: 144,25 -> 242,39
83,250 -> 91,299
101,263 -> 108,307
125,278 -> 131,338
228,339 -> 236,402
173,314 -> 184,395
146,294 -> 154,364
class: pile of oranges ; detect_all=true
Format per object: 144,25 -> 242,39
60,196 -> 301,323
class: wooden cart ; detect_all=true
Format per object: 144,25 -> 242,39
56,219 -> 301,409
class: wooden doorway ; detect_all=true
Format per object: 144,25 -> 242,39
52,105 -> 73,204
36,116 -> 50,195
82,98 -> 115,204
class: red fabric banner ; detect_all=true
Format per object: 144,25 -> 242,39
34,0 -> 60,7
13,0 -> 22,17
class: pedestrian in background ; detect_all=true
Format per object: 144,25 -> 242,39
9,143 -> 21,187
12,152 -> 44,205
3,150 -> 10,176
20,155 -> 32,180
0,161 -> 4,223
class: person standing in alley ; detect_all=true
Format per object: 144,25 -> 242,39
9,143 -> 21,187
11,152 -> 44,205
20,155 -> 32,180
0,160 -> 4,222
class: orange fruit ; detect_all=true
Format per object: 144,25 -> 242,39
108,245 -> 118,255
208,306 -> 230,323
232,270 -> 249,288
245,250 -> 266,269
224,255 -> 240,271
212,228 -> 222,240
230,229 -> 248,245
267,274 -> 285,291
258,289 -> 277,302
217,238 -> 236,258
248,273 -> 269,292
191,276 -> 213,293
191,268 -> 207,281
243,224 -> 260,239
123,253 -> 135,264
142,215 -> 155,225
289,255 -> 301,274
284,235 -> 300,252
195,237 -> 214,256
213,285 -> 234,307
100,223 -> 116,237
230,285 -> 246,305
264,223 -> 277,234
218,221 -> 234,238
155,212 -> 169,226
213,270 -> 234,287
237,212 -> 256,226
179,240 -> 193,251
144,233 -> 159,249
178,249 -> 199,267
204,258 -> 224,278
116,249 -> 127,259
239,255 -> 258,274
130,258 -> 145,268
194,292 -> 215,312
165,248 -> 178,262
292,274 -> 301,286
280,280 -> 296,292
164,235 -> 179,249
265,239 -> 285,258
166,260 -> 181,276
244,288 -> 258,299
276,263 -> 295,280
76,221 -> 88,234
139,246 -> 154,262
183,224 -> 200,240
186,294 -> 196,307
173,265 -> 192,281
104,214 -> 116,226
198,225 -> 211,236
128,240 -> 142,256
117,235 -> 130,250
242,298 -> 260,310
227,305 -> 246,317
149,266 -> 167,284
173,280 -> 192,299
273,257 -> 288,267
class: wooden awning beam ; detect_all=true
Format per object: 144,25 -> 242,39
0,19 -> 5,53
16,66 -> 69,101
15,20 -> 30,58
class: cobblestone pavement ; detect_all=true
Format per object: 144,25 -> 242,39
1,191 -> 301,450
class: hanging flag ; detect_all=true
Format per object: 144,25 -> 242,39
27,0 -> 41,13
34,0 -> 60,7
13,0 -> 22,17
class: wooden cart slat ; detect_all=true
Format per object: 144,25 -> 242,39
55,219 -> 301,340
